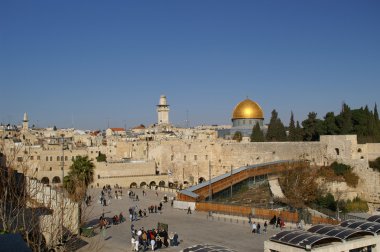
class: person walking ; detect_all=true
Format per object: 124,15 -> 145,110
257,222 -> 261,234
264,221 -> 268,233
251,221 -> 257,233
187,206 -> 192,214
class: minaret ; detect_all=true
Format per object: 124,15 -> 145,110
157,95 -> 170,125
22,112 -> 29,130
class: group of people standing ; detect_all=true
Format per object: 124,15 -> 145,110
269,215 -> 285,230
131,227 -> 179,251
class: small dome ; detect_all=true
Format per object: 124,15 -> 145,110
232,99 -> 264,119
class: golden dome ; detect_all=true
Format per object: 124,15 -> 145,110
232,98 -> 264,119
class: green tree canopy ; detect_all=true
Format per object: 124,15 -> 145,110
64,156 -> 95,201
322,112 -> 339,135
288,111 -> 297,141
336,103 -> 353,134
302,112 -> 323,141
250,122 -> 265,142
266,110 -> 287,142
232,131 -> 243,142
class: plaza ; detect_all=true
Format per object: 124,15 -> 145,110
79,187 -> 281,252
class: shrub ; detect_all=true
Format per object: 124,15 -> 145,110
343,171 -> 359,188
315,193 -> 336,211
342,197 -> 368,212
330,162 -> 358,187
96,152 -> 107,162
331,162 -> 350,176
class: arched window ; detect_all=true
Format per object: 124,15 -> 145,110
41,177 -> 49,185
52,176 -> 61,183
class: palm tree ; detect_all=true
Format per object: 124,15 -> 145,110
64,156 -> 95,201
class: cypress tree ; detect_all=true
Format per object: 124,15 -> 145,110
288,111 -> 296,141
338,103 -> 353,134
251,122 -> 265,142
266,110 -> 287,142
374,103 -> 379,122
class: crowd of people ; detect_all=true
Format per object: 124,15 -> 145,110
131,226 -> 179,251
94,185 -> 179,250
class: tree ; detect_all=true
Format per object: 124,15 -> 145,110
374,104 -> 380,142
232,131 -> 242,142
302,112 -> 323,141
294,121 -> 304,141
250,122 -> 265,142
96,152 -> 107,162
288,112 -> 296,141
64,156 -> 95,201
375,103 -> 379,122
322,112 -> 339,135
266,110 -> 287,142
279,167 -> 319,208
337,103 -> 353,134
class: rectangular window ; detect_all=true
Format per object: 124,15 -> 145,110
57,156 -> 60,161
30,156 -> 34,160
50,156 -> 52,161
65,156 -> 68,161
205,155 -> 208,160
46,157 -> 49,161
171,155 -> 174,161
184,155 -> 186,161
17,157 -> 23,162
37,156 -> 40,160
194,155 -> 197,161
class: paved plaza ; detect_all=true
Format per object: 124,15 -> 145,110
78,188 -> 282,252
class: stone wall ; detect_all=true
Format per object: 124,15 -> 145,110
26,177 -> 79,247
367,143 -> 380,161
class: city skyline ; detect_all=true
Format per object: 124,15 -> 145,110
1,1 -> 379,129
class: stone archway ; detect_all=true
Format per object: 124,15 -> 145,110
41,177 -> 49,185
159,180 -> 165,187
198,177 -> 206,183
52,176 -> 61,184
140,182 -> 147,188
149,181 -> 156,188
130,182 -> 138,188
168,182 -> 175,188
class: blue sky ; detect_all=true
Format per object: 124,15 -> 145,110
1,1 -> 379,130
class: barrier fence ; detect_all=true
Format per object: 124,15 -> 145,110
195,202 -> 339,225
